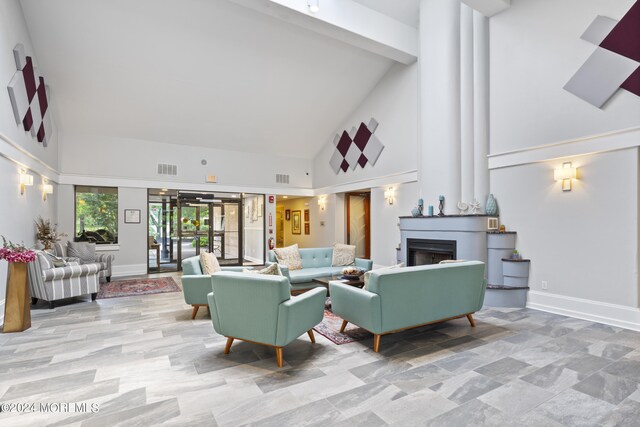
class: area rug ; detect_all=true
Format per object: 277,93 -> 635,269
313,307 -> 372,345
97,277 -> 181,299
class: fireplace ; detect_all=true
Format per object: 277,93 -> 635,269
407,239 -> 456,266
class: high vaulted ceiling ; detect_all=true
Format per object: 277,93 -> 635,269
19,0 -> 395,159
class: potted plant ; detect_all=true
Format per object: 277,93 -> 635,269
511,250 -> 522,260
34,216 -> 67,251
0,236 -> 36,333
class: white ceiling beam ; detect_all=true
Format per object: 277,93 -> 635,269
228,0 -> 418,64
462,0 -> 510,17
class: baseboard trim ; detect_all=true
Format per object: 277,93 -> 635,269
111,264 -> 148,278
527,291 -> 640,332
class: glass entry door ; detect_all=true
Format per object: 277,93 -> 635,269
148,189 -> 178,273
177,192 -> 243,267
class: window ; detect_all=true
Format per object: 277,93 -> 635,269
75,186 -> 118,244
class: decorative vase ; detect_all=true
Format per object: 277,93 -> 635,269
486,194 -> 498,216
411,207 -> 422,217
43,242 -> 52,251
3,262 -> 31,333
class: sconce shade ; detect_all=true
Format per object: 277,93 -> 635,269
20,173 -> 33,186
554,166 -> 577,181
308,0 -> 319,13
43,184 -> 53,194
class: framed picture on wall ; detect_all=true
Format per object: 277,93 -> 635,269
285,209 -> 291,221
124,209 -> 141,224
304,223 -> 310,235
292,210 -> 301,234
304,209 -> 309,222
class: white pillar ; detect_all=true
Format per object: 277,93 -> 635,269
473,10 -> 490,207
418,0 -> 461,214
460,4 -> 475,203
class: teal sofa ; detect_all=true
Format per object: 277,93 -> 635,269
268,247 -> 373,293
207,272 -> 326,367
329,261 -> 486,352
181,256 -> 245,318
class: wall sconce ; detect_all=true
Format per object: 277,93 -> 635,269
42,181 -> 53,201
384,187 -> 395,205
19,170 -> 33,195
317,195 -> 326,211
554,162 -> 577,191
307,0 -> 320,13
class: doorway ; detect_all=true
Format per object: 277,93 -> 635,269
148,189 -> 179,273
275,205 -> 284,248
346,191 -> 371,259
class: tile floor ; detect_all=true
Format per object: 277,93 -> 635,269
1,276 -> 639,426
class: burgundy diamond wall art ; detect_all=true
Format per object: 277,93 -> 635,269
7,44 -> 54,146
329,118 -> 384,174
564,1 -> 640,108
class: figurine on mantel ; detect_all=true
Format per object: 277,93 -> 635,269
438,195 -> 445,216
411,198 -> 424,217
457,201 -> 469,215
469,199 -> 481,214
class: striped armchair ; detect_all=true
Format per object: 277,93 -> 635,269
28,251 -> 102,309
53,242 -> 114,282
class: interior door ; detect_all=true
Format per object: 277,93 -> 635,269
346,192 -> 371,259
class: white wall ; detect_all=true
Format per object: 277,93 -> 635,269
60,133 -> 313,191
489,0 -> 640,328
370,181 -> 418,267
0,0 -> 60,325
313,62 -> 418,190
490,0 -> 640,153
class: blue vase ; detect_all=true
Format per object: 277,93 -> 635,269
411,207 -> 421,217
486,194 -> 498,215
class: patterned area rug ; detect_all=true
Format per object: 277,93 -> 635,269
97,277 -> 181,299
313,306 -> 372,345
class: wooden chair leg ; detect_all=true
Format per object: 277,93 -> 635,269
191,305 -> 199,319
339,320 -> 348,333
307,329 -> 315,343
373,334 -> 381,353
224,337 -> 234,354
466,313 -> 476,327
275,347 -> 283,368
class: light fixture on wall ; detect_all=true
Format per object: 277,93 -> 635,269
554,162 -> 578,192
42,180 -> 53,201
384,187 -> 395,205
19,170 -> 33,195
317,195 -> 326,211
307,0 -> 320,13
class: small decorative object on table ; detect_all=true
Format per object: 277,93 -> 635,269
411,198 -> 424,217
341,266 -> 363,280
469,199 -> 480,214
499,224 -> 506,233
510,250 -> 522,260
486,193 -> 498,216
0,236 -> 36,333
34,216 -> 66,251
438,195 -> 445,216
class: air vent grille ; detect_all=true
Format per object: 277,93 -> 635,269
276,174 -> 290,184
157,163 -> 178,176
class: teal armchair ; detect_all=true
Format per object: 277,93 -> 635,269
207,271 -> 327,367
330,261 -> 486,352
181,256 -> 245,318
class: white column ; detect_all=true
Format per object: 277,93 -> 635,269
473,10 -> 490,207
418,0 -> 461,214
460,4 -> 475,203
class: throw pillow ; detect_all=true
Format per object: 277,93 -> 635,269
67,241 -> 96,264
36,251 -> 53,270
47,253 -> 67,268
363,263 -> 405,290
331,243 -> 356,267
243,264 -> 283,276
273,244 -> 303,271
200,252 -> 221,275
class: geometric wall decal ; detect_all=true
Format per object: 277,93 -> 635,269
329,118 -> 384,174
565,1 -> 640,108
6,44 -> 54,146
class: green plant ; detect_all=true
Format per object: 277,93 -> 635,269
191,236 -> 209,248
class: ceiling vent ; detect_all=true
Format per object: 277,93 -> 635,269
157,163 -> 178,176
276,174 -> 290,185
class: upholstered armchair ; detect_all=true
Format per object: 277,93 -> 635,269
53,242 -> 114,282
28,251 -> 102,309
181,256 -> 245,319
207,271 -> 326,367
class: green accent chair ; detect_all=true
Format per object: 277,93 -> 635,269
329,261 -> 486,352
181,256 -> 245,318
207,271 -> 327,367
267,247 -> 373,294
